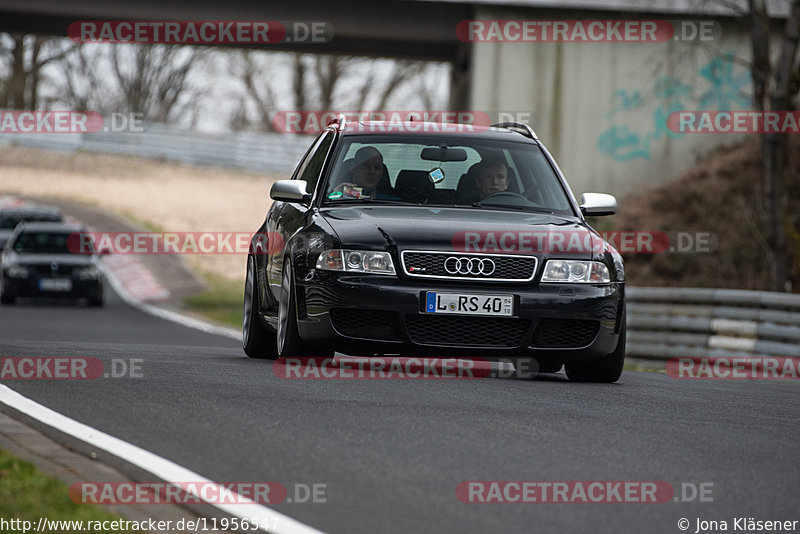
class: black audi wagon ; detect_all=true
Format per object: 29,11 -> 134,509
243,118 -> 626,382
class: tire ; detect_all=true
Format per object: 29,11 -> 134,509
276,261 -> 316,358
565,308 -> 626,383
242,255 -> 278,359
87,286 -> 104,307
0,292 -> 14,305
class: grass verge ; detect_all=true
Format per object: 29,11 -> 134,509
0,448 -> 135,532
182,273 -> 244,329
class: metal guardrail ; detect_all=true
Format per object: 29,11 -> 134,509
627,287 -> 800,360
0,122 -> 312,175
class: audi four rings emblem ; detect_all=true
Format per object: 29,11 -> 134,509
444,256 -> 496,276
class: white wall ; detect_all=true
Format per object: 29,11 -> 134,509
470,6 -> 754,197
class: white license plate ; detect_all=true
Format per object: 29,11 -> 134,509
38,278 -> 72,292
425,292 -> 514,317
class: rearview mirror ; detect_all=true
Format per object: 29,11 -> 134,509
421,147 -> 467,162
270,180 -> 311,204
579,193 -> 617,216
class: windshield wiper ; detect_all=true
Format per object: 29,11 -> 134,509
326,198 -> 415,206
471,202 -> 553,214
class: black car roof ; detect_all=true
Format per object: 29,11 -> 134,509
336,122 -> 538,143
0,205 -> 63,217
14,222 -> 84,232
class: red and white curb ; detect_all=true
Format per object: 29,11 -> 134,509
99,254 -> 239,341
0,194 -> 25,208
102,254 -> 171,303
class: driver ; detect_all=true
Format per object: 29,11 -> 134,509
331,146 -> 395,200
474,157 -> 509,200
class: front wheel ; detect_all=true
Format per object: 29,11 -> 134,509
277,261 -> 316,358
242,255 -> 278,359
565,309 -> 626,383
277,258 -> 333,358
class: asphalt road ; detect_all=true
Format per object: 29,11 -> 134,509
1,284 -> 798,534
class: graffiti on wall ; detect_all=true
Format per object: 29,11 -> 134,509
596,52 -> 751,162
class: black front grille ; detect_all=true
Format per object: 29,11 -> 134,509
330,309 -> 402,341
32,264 -> 75,275
405,314 -> 530,347
402,251 -> 536,281
532,319 -> 599,348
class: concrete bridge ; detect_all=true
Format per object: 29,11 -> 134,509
1,0 -> 783,195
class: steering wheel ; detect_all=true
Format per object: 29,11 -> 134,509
480,191 -> 527,202
479,191 -> 546,209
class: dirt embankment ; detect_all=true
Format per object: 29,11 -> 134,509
0,146 -> 280,282
604,137 -> 800,291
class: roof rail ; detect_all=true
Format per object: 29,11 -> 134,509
491,121 -> 538,140
327,113 -> 348,131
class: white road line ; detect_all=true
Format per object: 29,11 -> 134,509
102,262 -> 240,341
0,385 -> 325,534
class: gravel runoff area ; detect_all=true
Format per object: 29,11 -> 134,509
0,146 -> 282,283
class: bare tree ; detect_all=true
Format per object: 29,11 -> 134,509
292,54 -> 307,111
227,50 -> 277,131
0,33 -> 71,110
747,0 -> 800,291
228,50 -> 435,132
109,43 -> 209,124
362,59 -> 426,111
55,44 -> 119,113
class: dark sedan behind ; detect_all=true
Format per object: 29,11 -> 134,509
1,222 -> 104,306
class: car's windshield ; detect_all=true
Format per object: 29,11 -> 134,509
0,213 -> 62,229
321,135 -> 574,215
12,231 -> 76,254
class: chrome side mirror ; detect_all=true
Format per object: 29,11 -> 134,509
270,180 -> 311,204
579,193 -> 617,216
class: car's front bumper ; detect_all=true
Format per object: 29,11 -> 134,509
2,275 -> 103,300
291,268 -> 624,362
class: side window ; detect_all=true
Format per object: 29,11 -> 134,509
295,131 -> 334,194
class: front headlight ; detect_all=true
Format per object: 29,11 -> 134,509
5,264 -> 29,279
316,250 -> 396,275
75,265 -> 102,280
541,260 -> 611,283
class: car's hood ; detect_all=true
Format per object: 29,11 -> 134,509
320,205 -> 598,259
